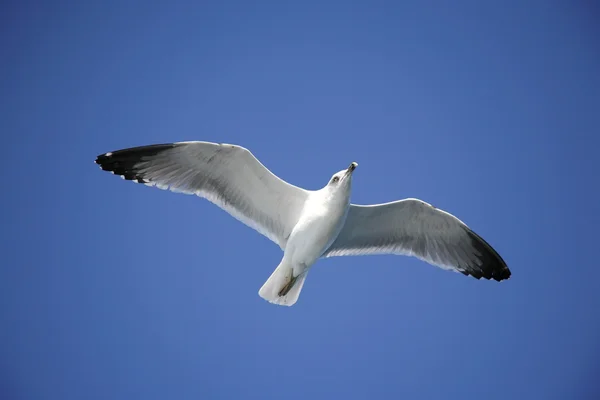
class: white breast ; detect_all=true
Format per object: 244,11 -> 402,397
284,192 -> 350,267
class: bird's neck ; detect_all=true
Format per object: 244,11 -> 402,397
317,187 -> 351,209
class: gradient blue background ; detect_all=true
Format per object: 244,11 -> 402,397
1,1 -> 598,399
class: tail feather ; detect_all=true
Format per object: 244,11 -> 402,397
258,263 -> 308,307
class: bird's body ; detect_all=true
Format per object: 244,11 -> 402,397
95,141 -> 510,306
259,174 -> 353,305
286,182 -> 351,268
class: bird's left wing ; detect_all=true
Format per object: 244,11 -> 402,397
322,198 -> 510,281
95,141 -> 309,249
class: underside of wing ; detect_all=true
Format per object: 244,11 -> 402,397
95,141 -> 309,249
323,198 -> 510,281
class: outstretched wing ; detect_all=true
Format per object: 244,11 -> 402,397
323,198 -> 510,281
95,141 -> 309,249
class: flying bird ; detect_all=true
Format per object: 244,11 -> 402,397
95,141 -> 510,306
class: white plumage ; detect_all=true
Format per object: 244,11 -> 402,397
96,141 -> 510,307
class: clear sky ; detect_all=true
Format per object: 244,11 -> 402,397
1,1 -> 599,399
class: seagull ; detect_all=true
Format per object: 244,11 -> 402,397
95,141 -> 510,306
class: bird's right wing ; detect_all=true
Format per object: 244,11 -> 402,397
95,141 -> 309,249
323,198 -> 510,281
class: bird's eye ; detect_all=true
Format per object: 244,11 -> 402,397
331,176 -> 339,183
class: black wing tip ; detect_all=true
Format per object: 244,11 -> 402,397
464,229 -> 511,282
94,143 -> 177,181
95,143 -> 177,162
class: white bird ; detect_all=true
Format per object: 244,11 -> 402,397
95,141 -> 510,306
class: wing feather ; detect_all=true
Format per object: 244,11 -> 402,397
95,141 -> 309,249
323,198 -> 510,281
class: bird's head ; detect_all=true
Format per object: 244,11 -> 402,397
326,162 -> 357,195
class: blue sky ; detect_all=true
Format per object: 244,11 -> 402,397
1,1 -> 599,399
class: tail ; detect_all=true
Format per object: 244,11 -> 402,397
258,263 -> 309,307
